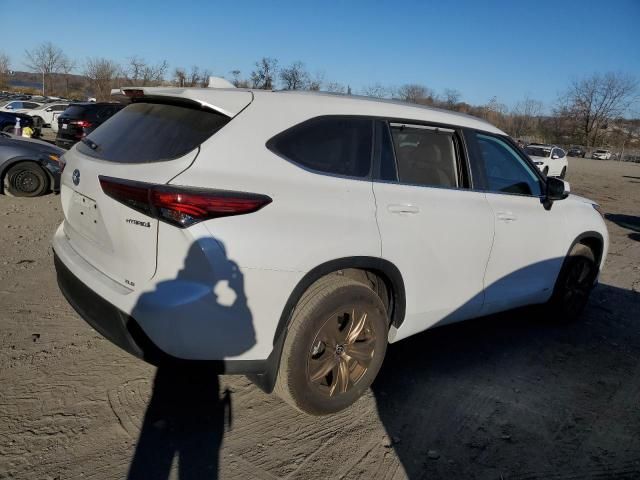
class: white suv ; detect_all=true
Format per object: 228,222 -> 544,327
524,144 -> 568,178
16,102 -> 69,128
53,88 -> 608,415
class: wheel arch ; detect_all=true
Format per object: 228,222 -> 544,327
558,230 -> 605,283
250,256 -> 406,394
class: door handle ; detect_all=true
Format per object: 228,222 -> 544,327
387,204 -> 420,214
497,211 -> 517,222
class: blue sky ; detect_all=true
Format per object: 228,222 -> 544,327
1,0 -> 639,110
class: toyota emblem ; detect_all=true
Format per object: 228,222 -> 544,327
72,169 -> 80,186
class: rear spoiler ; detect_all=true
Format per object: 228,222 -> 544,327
110,80 -> 253,118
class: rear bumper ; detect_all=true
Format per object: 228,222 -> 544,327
53,244 -> 271,373
54,251 -> 163,364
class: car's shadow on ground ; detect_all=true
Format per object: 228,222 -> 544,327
604,213 -> 640,232
372,283 -> 640,479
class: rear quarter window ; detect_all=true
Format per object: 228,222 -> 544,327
77,102 -> 230,163
267,116 -> 373,178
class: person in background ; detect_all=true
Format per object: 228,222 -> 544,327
21,124 -> 34,138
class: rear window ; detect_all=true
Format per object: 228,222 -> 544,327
267,116 -> 373,178
77,102 -> 230,163
62,105 -> 94,118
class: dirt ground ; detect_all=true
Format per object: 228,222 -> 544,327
1,158 -> 639,480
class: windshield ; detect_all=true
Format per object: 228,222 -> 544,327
524,146 -> 551,157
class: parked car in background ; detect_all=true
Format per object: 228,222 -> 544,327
524,143 -> 568,178
16,102 -> 70,130
567,146 -> 586,158
0,111 -> 35,133
53,87 -> 608,415
56,102 -> 125,149
592,149 -> 612,160
0,100 -> 43,112
0,131 -> 63,196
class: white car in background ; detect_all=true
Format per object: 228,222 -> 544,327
592,149 -> 612,160
0,100 -> 43,112
524,144 -> 568,178
15,102 -> 69,129
53,87 -> 608,415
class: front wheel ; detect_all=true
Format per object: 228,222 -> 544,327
3,162 -> 50,197
547,244 -> 597,322
560,167 -> 567,179
275,276 -> 388,415
542,166 -> 549,176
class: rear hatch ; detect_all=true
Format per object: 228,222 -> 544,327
59,92 -> 252,288
57,104 -> 95,141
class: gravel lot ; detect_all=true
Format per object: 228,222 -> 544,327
1,158 -> 639,479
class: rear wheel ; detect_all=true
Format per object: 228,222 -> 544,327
275,276 -> 388,415
2,125 -> 16,133
547,244 -> 597,322
3,162 -> 49,197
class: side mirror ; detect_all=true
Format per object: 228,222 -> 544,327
551,154 -> 559,159
5,105 -> 12,110
544,177 -> 570,210
46,108 -> 52,112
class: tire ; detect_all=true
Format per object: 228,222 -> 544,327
547,244 -> 597,323
542,166 -> 549,176
560,167 -> 567,179
2,125 -> 16,133
274,275 -> 388,415
3,162 -> 49,197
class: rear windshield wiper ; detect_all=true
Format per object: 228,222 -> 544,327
81,137 -> 99,150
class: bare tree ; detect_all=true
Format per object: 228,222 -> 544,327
59,56 -> 76,97
125,56 -> 167,86
307,71 -> 324,91
187,66 -> 200,87
250,57 -> 278,89
559,72 -> 638,147
24,42 -> 67,95
229,69 -> 250,88
174,68 -> 187,87
85,57 -> 119,101
279,61 -> 309,90
443,88 -> 462,109
230,70 -> 242,87
199,69 -> 212,88
362,83 -> 394,99
511,96 -> 543,139
325,81 -> 346,94
0,51 -> 10,89
396,84 -> 434,104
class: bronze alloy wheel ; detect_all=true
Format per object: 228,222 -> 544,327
307,307 -> 377,397
274,275 -> 388,415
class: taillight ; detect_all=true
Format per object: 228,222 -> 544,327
70,120 -> 93,128
99,176 -> 272,228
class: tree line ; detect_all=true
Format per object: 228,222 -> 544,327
1,42 -> 638,153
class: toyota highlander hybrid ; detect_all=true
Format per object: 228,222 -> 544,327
53,87 -> 608,415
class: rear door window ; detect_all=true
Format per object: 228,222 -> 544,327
267,116 -> 373,178
389,123 -> 459,188
77,102 -> 230,163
